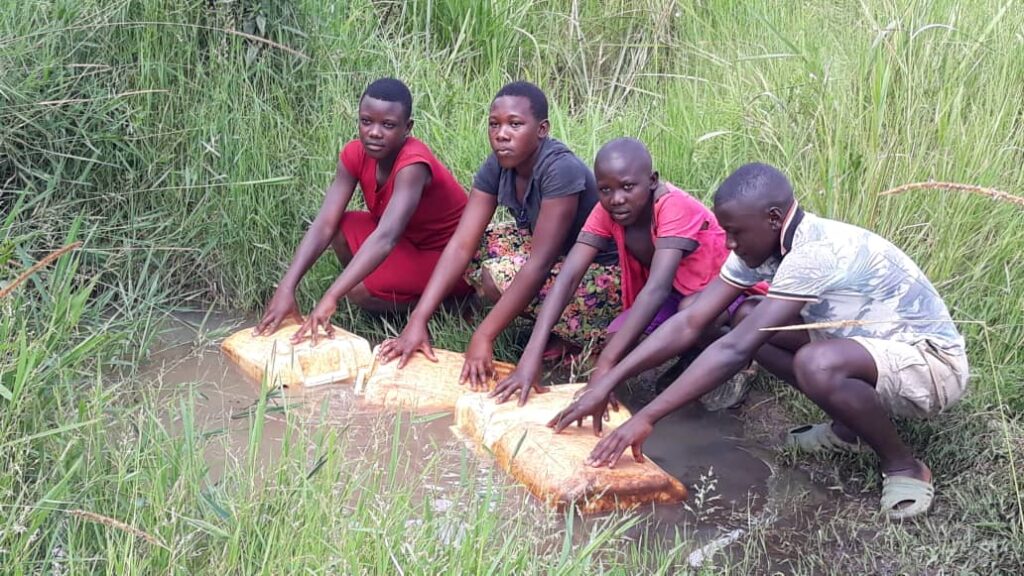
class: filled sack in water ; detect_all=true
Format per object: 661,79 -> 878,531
221,323 -> 373,388
455,383 -> 688,514
361,348 -> 514,412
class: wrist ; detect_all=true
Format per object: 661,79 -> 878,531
275,281 -> 298,296
408,310 -> 431,328
633,408 -> 658,428
471,330 -> 494,345
590,372 -> 618,395
473,323 -> 499,342
323,287 -> 344,303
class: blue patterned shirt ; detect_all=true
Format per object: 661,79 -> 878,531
720,204 -> 965,351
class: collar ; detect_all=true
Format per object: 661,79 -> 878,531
779,201 -> 805,256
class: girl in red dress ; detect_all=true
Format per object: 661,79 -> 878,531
254,78 -> 470,342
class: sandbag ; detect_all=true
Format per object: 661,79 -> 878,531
455,384 -> 688,514
362,348 -> 514,412
221,323 -> 373,388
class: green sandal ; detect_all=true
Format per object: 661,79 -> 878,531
786,422 -> 867,454
881,475 -> 934,520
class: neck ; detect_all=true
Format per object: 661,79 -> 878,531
514,139 -> 544,180
632,195 -> 655,230
377,139 -> 406,173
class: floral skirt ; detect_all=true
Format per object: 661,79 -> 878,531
465,222 -> 622,346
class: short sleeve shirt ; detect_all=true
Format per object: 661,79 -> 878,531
472,138 -> 616,264
578,183 -> 728,307
719,205 -> 965,351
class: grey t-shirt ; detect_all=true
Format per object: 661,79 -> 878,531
473,138 -> 617,264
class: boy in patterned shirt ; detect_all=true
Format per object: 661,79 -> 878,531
548,163 -> 968,520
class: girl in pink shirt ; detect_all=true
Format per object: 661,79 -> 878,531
492,138 -> 752,405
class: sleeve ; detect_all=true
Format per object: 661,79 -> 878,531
577,204 -> 616,251
719,252 -> 762,289
339,140 -> 364,179
393,140 -> 434,179
537,155 -> 587,199
653,193 -> 704,252
767,242 -> 839,302
471,154 -> 501,195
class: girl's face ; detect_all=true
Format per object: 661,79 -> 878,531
487,95 -> 549,169
357,96 -> 411,160
594,154 -> 657,227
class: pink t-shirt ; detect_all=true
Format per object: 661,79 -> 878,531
579,183 -> 729,308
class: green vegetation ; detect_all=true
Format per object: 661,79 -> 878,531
2,0 -> 1022,572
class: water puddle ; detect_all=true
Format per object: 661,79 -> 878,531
145,309 -> 834,564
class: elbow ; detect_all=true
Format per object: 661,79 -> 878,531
713,333 -> 756,371
637,284 -> 671,306
371,228 -> 401,252
380,234 -> 399,252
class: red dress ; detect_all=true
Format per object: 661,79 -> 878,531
339,137 -> 471,302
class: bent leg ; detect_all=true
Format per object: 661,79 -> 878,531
334,211 -> 378,265
792,340 -> 929,481
337,211 -> 470,312
346,282 -> 417,314
478,268 -> 503,304
547,261 -> 623,348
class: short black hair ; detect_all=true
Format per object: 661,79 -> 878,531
361,77 -> 413,120
493,81 -> 549,121
713,162 -> 794,210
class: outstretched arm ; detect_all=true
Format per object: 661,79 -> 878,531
490,241 -> 599,404
461,195 -> 578,388
294,163 -> 430,344
254,158 -> 357,336
594,246 -> 687,374
584,295 -> 806,467
547,277 -> 742,433
377,189 -> 497,367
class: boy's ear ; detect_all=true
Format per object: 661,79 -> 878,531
405,118 -> 414,135
649,170 -> 660,190
537,118 -> 550,138
767,206 -> 784,230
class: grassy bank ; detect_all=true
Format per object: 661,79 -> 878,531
3,0 -> 1023,572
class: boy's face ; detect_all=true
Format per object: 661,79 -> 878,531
488,96 -> 549,169
594,154 -> 656,227
358,96 -> 411,160
714,201 -> 783,268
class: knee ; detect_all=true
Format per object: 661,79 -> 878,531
792,343 -> 847,398
331,232 -> 353,264
346,283 -> 375,309
478,268 -> 502,304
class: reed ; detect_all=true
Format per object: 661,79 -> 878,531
3,0 -> 1023,572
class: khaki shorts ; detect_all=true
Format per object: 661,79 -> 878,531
851,337 -> 969,418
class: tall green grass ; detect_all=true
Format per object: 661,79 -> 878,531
3,0 -> 1024,572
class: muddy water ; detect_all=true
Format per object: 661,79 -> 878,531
148,310 -> 832,559
147,311 -> 522,515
